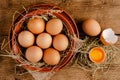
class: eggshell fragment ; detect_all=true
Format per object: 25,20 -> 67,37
27,17 -> 45,34
100,28 -> 118,45
53,34 -> 69,51
36,33 -> 52,49
18,30 -> 35,48
82,18 -> 101,36
43,48 -> 60,65
25,46 -> 43,63
46,18 -> 63,35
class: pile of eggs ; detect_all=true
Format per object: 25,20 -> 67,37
18,16 -> 69,65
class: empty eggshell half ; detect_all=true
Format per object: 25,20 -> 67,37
100,28 -> 118,45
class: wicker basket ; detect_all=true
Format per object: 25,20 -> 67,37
8,4 -> 79,72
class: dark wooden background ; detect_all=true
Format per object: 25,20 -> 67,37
0,0 -> 120,80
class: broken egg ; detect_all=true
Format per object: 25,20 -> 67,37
89,47 -> 106,63
100,28 -> 118,45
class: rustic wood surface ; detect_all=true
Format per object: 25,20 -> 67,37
0,0 -> 120,80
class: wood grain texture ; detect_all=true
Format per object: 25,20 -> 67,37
0,0 -> 120,80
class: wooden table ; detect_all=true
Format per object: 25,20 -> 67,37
0,0 -> 120,80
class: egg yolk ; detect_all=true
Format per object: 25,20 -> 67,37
89,48 -> 105,63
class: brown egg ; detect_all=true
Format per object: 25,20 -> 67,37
36,33 -> 52,49
82,18 -> 101,36
25,46 -> 43,63
18,30 -> 35,48
53,34 -> 69,51
43,48 -> 60,65
27,17 -> 45,34
46,18 -> 63,35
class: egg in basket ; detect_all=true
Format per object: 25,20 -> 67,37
9,4 -> 79,72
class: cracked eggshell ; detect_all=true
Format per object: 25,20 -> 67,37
100,28 -> 118,45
